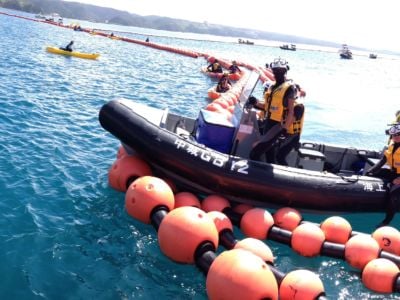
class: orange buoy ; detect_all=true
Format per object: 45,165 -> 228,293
201,194 -> 230,212
207,87 -> 220,100
158,206 -> 218,263
279,269 -> 325,300
174,192 -> 201,208
108,155 -> 152,192
234,238 -> 274,264
240,208 -> 274,240
205,102 -> 225,113
345,235 -> 380,270
291,223 -> 325,257
207,211 -> 233,233
213,98 -> 230,109
320,216 -> 352,244
372,226 -> 400,256
206,249 -> 278,300
273,207 -> 302,231
233,203 -> 253,214
362,258 -> 399,293
125,176 -> 174,224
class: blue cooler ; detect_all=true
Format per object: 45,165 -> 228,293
195,109 -> 238,154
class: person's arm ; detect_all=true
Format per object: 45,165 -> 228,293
282,86 -> 297,131
365,156 -> 387,176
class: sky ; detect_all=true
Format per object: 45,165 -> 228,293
64,0 -> 400,51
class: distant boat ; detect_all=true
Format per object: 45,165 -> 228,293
35,13 -> 46,19
238,38 -> 254,45
280,44 -> 296,51
369,53 -> 378,59
339,44 -> 353,59
45,13 -> 63,24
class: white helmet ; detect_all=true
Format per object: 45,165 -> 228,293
270,58 -> 289,71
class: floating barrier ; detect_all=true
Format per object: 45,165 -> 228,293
123,174 -> 327,299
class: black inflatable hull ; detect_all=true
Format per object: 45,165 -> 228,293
99,99 -> 389,213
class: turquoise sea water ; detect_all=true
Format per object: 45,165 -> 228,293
1,8 -> 400,299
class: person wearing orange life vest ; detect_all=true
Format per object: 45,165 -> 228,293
366,123 -> 400,227
248,58 -> 297,162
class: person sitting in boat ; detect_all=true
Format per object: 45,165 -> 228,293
366,123 -> 400,227
145,37 -> 150,42
247,58 -> 297,162
60,41 -> 74,52
216,72 -> 232,93
207,59 -> 223,73
228,61 -> 241,74
110,32 -> 114,37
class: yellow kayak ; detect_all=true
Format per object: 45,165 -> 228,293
46,46 -> 100,60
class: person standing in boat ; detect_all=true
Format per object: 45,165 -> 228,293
366,123 -> 400,227
207,59 -> 223,73
248,58 -> 297,163
60,41 -> 74,52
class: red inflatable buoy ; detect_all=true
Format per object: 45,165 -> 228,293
108,155 -> 152,192
279,269 -> 325,300
320,216 -> 352,244
273,207 -> 302,231
206,249 -> 278,300
234,238 -> 274,264
362,258 -> 400,293
291,223 -> 325,257
372,226 -> 400,256
158,206 -> 218,263
202,195 -> 230,212
345,235 -> 380,270
240,208 -> 274,240
125,176 -> 174,224
207,211 -> 233,233
174,192 -> 201,208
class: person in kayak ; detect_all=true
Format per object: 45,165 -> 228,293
366,123 -> 400,227
248,58 -> 297,163
207,59 -> 223,73
60,41 -> 74,52
228,60 -> 241,74
216,72 -> 232,93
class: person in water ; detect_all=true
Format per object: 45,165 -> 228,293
366,123 -> 400,227
248,58 -> 297,162
60,41 -> 74,52
216,73 -> 232,93
228,60 -> 241,74
207,59 -> 223,73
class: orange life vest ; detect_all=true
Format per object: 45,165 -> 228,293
384,143 -> 400,174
